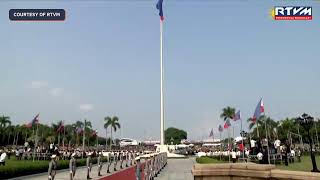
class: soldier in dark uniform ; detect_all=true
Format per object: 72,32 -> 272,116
69,152 -> 76,180
48,154 -> 57,180
97,152 -> 103,176
107,152 -> 112,173
86,152 -> 92,179
120,151 -> 125,169
135,156 -> 143,180
113,151 -> 118,171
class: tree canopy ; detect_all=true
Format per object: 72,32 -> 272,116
165,127 -> 187,145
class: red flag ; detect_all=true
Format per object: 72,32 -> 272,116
224,119 -> 231,129
56,123 -> 64,132
91,130 -> 97,137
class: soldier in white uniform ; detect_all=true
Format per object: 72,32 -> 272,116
86,152 -> 93,179
120,151 -> 124,169
97,152 -> 103,176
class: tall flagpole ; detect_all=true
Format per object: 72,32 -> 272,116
82,119 -> 86,152
33,123 -> 39,162
241,117 -> 245,162
263,113 -> 270,164
160,18 -> 164,145
219,131 -> 222,161
228,126 -> 230,163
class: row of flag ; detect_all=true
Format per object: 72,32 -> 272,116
24,114 -> 97,136
209,98 -> 265,137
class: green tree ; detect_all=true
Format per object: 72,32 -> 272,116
0,115 -> 11,145
248,115 -> 278,140
220,107 -> 235,121
104,116 -> 120,148
165,127 -> 187,145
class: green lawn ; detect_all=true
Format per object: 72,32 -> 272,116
196,156 -> 225,164
196,155 -> 320,172
276,155 -> 320,172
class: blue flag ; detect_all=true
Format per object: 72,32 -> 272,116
233,110 -> 241,121
156,0 -> 164,21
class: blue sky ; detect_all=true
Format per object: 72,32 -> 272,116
0,0 -> 319,141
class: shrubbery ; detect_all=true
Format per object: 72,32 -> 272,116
0,158 -> 99,179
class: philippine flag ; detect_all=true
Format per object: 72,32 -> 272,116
156,0 -> 164,21
252,98 -> 264,123
233,110 -> 241,121
224,119 -> 231,129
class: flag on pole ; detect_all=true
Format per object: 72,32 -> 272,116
218,125 -> 223,132
209,128 -> 214,137
156,0 -> 164,21
224,119 -> 231,129
91,130 -> 97,137
76,127 -> 83,134
233,110 -> 241,121
252,98 -> 264,123
26,113 -> 39,128
56,122 -> 64,132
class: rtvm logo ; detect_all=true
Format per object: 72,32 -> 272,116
271,6 -> 312,20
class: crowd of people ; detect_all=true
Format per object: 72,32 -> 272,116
197,138 -> 304,165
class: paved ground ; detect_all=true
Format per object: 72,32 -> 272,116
10,162 -> 131,180
155,157 -> 196,180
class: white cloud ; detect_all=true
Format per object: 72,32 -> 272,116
49,88 -> 63,97
29,81 -> 48,89
79,104 -> 94,112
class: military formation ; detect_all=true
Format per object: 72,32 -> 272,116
46,150 -> 167,180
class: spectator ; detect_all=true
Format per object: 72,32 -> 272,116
231,149 -> 237,163
257,151 -> 263,164
290,148 -> 295,163
0,150 -> 7,166
297,148 -> 301,162
274,139 -> 281,154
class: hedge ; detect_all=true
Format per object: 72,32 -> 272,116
0,157 -> 101,179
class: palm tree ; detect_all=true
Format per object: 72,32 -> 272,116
83,120 -> 92,147
0,115 -> 11,128
104,118 -> 109,147
0,116 -> 11,145
248,116 -> 279,140
104,116 -> 120,149
220,107 -> 235,121
220,107 -> 235,152
73,121 -> 84,146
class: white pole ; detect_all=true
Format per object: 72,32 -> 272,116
160,19 -> 164,145
82,119 -> 86,152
